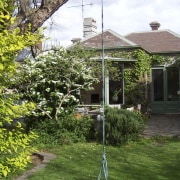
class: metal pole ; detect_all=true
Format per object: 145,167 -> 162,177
98,0 -> 108,179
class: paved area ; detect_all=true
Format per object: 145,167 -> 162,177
143,114 -> 180,137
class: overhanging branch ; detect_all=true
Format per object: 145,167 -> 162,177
8,0 -> 69,32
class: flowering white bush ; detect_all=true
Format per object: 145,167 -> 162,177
15,47 -> 99,123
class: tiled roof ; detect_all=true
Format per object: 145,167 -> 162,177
125,30 -> 180,53
68,28 -> 180,54
77,29 -> 138,49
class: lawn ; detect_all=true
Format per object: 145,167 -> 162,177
27,137 -> 180,180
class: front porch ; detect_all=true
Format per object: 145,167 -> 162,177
80,63 -> 124,106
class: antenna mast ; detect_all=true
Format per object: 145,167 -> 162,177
68,0 -> 93,20
67,0 -> 93,36
80,0 -> 93,19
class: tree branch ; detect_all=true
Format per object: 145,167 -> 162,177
8,0 -> 69,32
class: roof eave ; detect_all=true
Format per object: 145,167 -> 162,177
90,56 -> 137,62
88,45 -> 141,51
150,51 -> 180,55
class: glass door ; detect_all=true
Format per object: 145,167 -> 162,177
151,67 -> 180,113
166,67 -> 180,113
167,67 -> 179,101
153,68 -> 164,102
151,68 -> 165,113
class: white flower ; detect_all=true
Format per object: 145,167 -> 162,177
45,88 -> 50,92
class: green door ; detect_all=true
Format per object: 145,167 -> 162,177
151,67 -> 180,113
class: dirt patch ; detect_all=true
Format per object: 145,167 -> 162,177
30,153 -> 44,166
15,152 -> 56,180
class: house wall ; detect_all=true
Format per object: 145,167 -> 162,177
80,63 -> 125,105
81,82 -> 102,104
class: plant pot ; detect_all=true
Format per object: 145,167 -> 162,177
112,96 -> 118,102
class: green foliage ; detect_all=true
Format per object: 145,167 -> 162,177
132,50 -> 152,76
107,49 -> 153,105
110,49 -> 176,106
14,47 -> 99,128
0,28 -> 42,86
0,1 -> 41,177
0,126 -> 37,178
151,54 -> 166,65
0,93 -> 38,178
123,50 -> 152,105
104,107 -> 145,146
32,113 -> 94,147
0,0 -> 15,30
71,45 -> 121,81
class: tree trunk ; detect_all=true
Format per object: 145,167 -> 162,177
8,0 -> 69,32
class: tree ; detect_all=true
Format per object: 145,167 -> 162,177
14,47 -> 99,127
3,0 -> 69,57
0,1 -> 41,177
7,0 -> 69,33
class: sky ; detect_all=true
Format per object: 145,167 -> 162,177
42,0 -> 180,49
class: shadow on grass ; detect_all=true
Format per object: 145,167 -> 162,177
24,138 -> 180,180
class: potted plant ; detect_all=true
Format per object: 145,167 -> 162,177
112,89 -> 121,102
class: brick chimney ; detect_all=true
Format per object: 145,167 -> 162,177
83,18 -> 97,38
149,21 -> 160,30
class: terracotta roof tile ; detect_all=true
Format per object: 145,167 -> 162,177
125,30 -> 180,53
80,29 -> 137,49
68,29 -> 180,54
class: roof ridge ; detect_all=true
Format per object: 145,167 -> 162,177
166,29 -> 180,38
80,29 -> 138,46
125,29 -> 170,36
125,29 -> 180,39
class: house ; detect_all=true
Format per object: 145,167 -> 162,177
69,18 -> 180,114
125,21 -> 180,113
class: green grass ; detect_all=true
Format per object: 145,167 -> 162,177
27,137 -> 180,180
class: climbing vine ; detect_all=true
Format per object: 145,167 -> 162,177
107,49 -> 167,106
82,46 -> 180,109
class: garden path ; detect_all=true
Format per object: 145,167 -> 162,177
143,114 -> 180,137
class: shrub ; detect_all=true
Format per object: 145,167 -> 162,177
32,113 -> 94,147
0,98 -> 38,178
15,47 -> 99,124
104,107 -> 145,146
0,1 -> 41,178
